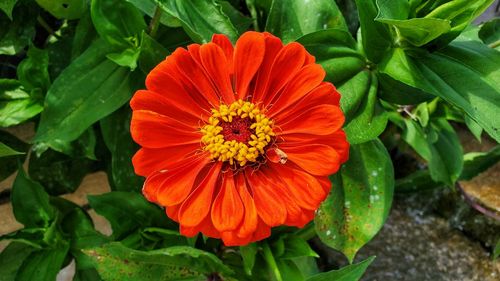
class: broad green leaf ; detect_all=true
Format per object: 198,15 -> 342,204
479,18 -> 500,48
377,18 -> 451,47
84,242 -> 233,280
265,0 -> 348,43
354,0 -> 391,63
28,148 -> 94,195
155,0 -> 239,43
11,169 -> 56,228
0,0 -> 17,19
138,31 -> 169,73
61,207 -> 110,250
72,11 -> 97,59
464,115 -> 482,141
375,0 -> 409,20
315,139 -> 394,262
100,106 -> 143,191
17,45 -> 50,92
0,4 -> 36,55
460,146 -> 500,181
306,256 -> 375,281
88,192 -> 171,239
277,236 -> 318,260
0,242 -> 35,280
125,0 -> 182,27
0,141 -> 23,157
91,0 -> 146,48
15,243 -> 69,281
245,0 -> 272,31
0,131 -> 28,181
343,73 -> 388,144
106,47 -> 141,70
379,43 -> 500,142
218,0 -> 253,34
0,97 -> 43,127
35,0 -> 87,19
240,243 -> 258,275
34,39 -> 137,151
423,0 -> 494,47
378,72 -> 435,105
33,127 -> 97,159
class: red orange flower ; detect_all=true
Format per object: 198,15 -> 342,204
130,31 -> 349,246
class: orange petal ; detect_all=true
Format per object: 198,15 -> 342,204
211,173 -> 244,231
166,204 -> 181,222
234,172 -> 258,238
283,130 -> 350,164
281,144 -> 342,176
251,34 -> 283,103
267,64 -> 325,117
220,231 -> 253,246
178,162 -> 222,227
233,31 -> 265,99
268,163 -> 327,210
132,144 -> 199,177
245,169 -> 286,226
199,43 -> 235,104
180,215 -> 221,239
278,105 -> 344,136
142,155 -> 210,205
212,34 -> 234,71
261,42 -> 306,107
130,110 -> 201,148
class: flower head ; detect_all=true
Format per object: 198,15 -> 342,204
130,31 -> 349,246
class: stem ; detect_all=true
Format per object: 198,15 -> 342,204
148,5 -> 162,38
37,16 -> 58,38
262,243 -> 282,281
295,222 -> 317,241
488,39 -> 500,49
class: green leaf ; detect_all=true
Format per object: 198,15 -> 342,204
138,31 -> 169,73
34,39 -> 138,151
240,243 -> 258,275
11,169 -> 56,228
479,18 -> 500,48
315,139 -> 394,262
155,0 -> 239,43
72,11 -> 97,59
17,45 -> 50,92
342,73 -> 388,144
61,207 -> 110,250
85,242 -> 233,280
35,0 -> 87,19
0,131 -> 28,181
0,79 -> 43,127
379,43 -> 500,142
125,0 -> 182,27
88,192 -> 171,239
0,4 -> 36,55
0,242 -> 35,280
265,0 -> 348,43
91,0 -> 146,48
395,169 -> 443,193
0,0 -> 17,19
460,146 -> 500,181
277,236 -> 318,260
306,256 -> 375,281
464,115 -> 483,141
0,141 -> 24,157
28,148 -> 94,195
106,47 -> 141,70
15,243 -> 69,281
378,72 -> 435,105
494,238 -> 500,260
218,0 -> 253,34
354,0 -> 391,63
100,106 -> 143,191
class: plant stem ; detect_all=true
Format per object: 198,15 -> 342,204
148,5 -> 162,38
488,39 -> 500,49
37,16 -> 58,38
262,242 -> 282,281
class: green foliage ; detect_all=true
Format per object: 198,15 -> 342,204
1,0 -> 499,280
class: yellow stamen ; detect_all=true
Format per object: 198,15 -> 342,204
201,99 -> 275,166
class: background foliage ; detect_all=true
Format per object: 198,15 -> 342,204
0,0 -> 499,280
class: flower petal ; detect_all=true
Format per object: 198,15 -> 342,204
234,172 -> 258,238
178,162 -> 222,227
267,64 -> 325,117
283,130 -> 350,164
132,144 -> 199,177
280,144 -> 342,176
277,104 -> 344,136
251,33 -> 283,103
233,31 -> 265,99
211,173 -> 244,232
245,169 -> 286,226
142,154 -> 210,205
199,43 -> 235,104
130,110 -> 201,148
211,34 -> 234,71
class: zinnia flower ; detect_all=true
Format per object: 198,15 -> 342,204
130,31 -> 349,246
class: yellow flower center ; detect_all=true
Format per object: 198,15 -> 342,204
201,99 -> 275,166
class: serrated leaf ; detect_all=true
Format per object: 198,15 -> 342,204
315,139 -> 394,262
306,256 -> 374,281
265,0 -> 348,43
155,0 -> 239,43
